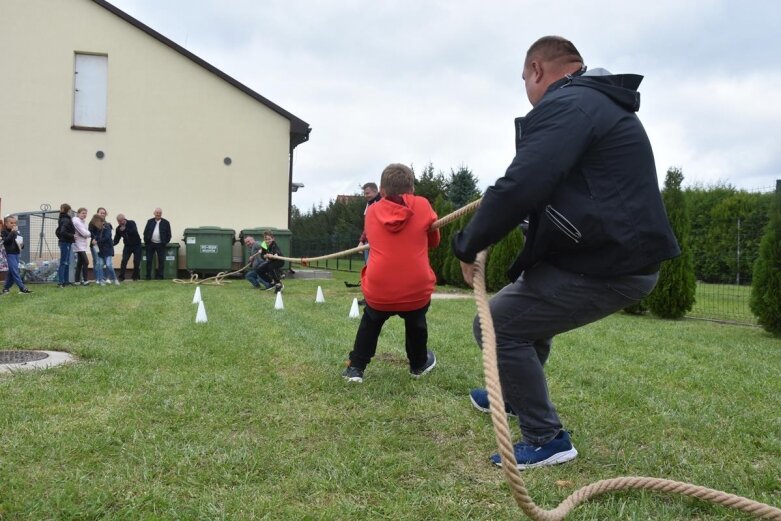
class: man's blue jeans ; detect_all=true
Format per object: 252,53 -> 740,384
246,270 -> 271,289
472,261 -> 658,446
58,241 -> 72,284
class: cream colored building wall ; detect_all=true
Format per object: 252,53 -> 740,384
0,0 -> 296,266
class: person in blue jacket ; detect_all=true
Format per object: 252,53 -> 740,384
453,36 -> 680,470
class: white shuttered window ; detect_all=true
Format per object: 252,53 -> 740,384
73,53 -> 107,130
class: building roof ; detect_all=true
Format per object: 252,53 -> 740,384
92,0 -> 311,149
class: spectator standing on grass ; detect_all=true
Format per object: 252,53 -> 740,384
452,36 -> 680,470
342,164 -> 439,383
72,207 -> 91,286
55,203 -> 76,287
1,215 -> 32,294
88,213 -> 106,285
143,208 -> 171,280
95,207 -> 119,285
114,214 -> 142,281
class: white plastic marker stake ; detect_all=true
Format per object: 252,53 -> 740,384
275,291 -> 284,310
349,298 -> 360,318
192,286 -> 202,304
196,300 -> 208,323
315,286 -> 325,303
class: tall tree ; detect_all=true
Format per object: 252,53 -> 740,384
646,167 -> 697,319
750,182 -> 781,335
414,162 -> 449,204
429,195 -> 454,284
447,165 -> 481,208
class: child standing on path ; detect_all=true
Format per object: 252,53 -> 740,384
342,163 -> 440,383
1,215 -> 32,294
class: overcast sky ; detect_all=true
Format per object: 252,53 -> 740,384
108,0 -> 781,210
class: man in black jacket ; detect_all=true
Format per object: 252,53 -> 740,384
114,214 -> 142,281
143,208 -> 172,280
452,36 -> 680,470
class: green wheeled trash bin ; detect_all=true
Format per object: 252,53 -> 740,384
239,228 -> 292,267
140,242 -> 180,279
183,227 -> 235,274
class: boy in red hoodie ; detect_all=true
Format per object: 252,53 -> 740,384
342,164 -> 440,383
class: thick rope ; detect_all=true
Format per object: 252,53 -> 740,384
266,198 -> 482,264
172,246 -> 271,285
172,198 -> 483,283
472,250 -> 781,520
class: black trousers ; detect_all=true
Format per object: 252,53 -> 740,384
348,302 -> 430,371
74,251 -> 89,283
146,242 -> 166,279
256,260 -> 283,285
119,244 -> 142,280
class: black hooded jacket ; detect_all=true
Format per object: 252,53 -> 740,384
453,69 -> 680,278
56,213 -> 76,243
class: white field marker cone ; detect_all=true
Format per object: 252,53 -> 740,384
349,298 -> 360,318
315,286 -> 325,303
275,291 -> 284,310
192,286 -> 202,304
196,300 -> 208,323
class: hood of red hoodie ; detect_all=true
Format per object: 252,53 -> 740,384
373,194 -> 417,233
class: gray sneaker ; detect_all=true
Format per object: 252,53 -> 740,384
342,366 -> 364,383
410,350 -> 437,378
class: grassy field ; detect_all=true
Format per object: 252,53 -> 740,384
1,273 -> 779,520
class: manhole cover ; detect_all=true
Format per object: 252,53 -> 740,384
0,350 -> 50,364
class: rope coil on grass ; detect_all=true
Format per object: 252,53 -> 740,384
472,250 -> 781,520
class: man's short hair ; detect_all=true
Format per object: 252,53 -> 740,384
263,230 -> 275,239
525,36 -> 583,68
380,164 -> 415,196
362,182 -> 378,192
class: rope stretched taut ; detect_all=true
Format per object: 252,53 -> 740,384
266,198 -> 483,265
173,198 -> 483,284
471,250 -> 781,520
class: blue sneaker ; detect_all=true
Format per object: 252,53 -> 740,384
469,388 -> 517,417
490,430 -> 578,470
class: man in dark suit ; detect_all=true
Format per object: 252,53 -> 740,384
114,213 -> 142,281
142,208 -> 172,280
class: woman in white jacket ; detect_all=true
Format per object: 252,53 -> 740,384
72,207 -> 92,286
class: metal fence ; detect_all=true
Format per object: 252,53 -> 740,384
14,207 -> 63,283
291,236 -> 365,273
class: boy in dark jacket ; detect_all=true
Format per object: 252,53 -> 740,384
255,231 -> 285,293
2,215 -> 32,294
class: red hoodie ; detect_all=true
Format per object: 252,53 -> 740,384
361,194 -> 440,311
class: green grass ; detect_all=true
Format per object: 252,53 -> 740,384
1,274 -> 780,520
